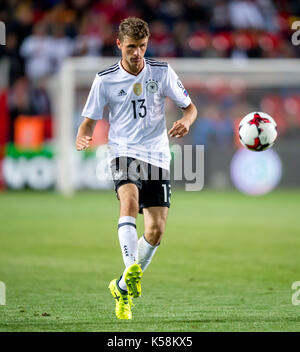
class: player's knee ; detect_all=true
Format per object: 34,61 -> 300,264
145,223 -> 165,246
120,197 -> 139,217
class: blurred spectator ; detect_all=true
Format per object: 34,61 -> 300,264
230,30 -> 262,58
0,33 -> 24,84
159,0 -> 186,29
93,0 -> 131,24
210,0 -> 230,31
30,79 -> 51,117
7,76 -> 33,140
8,77 -> 51,117
173,20 -> 194,57
228,0 -> 265,29
48,24 -> 74,72
20,23 -> 54,81
8,2 -> 34,47
7,76 -> 52,141
99,18 -> 118,56
73,18 -> 103,56
135,0 -> 162,23
184,0 -> 211,26
256,0 -> 278,31
186,30 -> 210,57
148,20 -> 176,57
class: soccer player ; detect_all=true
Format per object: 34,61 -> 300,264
76,17 -> 197,320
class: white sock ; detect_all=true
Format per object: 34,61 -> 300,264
138,235 -> 159,272
118,216 -> 138,292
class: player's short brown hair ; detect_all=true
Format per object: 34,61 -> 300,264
118,17 -> 150,42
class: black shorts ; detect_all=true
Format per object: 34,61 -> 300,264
110,157 -> 171,214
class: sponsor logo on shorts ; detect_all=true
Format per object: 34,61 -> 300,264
113,170 -> 124,180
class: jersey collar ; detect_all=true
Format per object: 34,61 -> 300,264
119,58 -> 145,77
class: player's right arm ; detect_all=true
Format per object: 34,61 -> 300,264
77,73 -> 107,151
76,117 -> 97,151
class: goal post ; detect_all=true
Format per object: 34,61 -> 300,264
49,58 -> 117,196
50,57 -> 300,195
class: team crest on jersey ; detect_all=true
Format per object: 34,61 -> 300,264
133,83 -> 142,96
146,79 -> 159,93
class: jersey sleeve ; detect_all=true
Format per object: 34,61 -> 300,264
163,64 -> 191,109
81,74 -> 107,120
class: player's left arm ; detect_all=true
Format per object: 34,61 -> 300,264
168,102 -> 198,138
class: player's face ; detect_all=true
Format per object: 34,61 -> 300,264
117,36 -> 148,73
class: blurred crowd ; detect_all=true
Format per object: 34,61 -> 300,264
1,0 -> 300,144
2,0 -> 300,83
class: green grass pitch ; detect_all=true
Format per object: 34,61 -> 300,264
0,189 -> 300,332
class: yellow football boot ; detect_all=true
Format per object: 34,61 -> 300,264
108,279 -> 133,320
124,263 -> 143,298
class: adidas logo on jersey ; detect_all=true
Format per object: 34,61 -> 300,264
118,89 -> 127,96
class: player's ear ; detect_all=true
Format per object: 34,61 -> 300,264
116,38 -> 122,50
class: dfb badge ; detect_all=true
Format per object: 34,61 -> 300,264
146,79 -> 158,93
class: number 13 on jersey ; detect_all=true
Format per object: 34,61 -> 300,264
131,99 -> 147,119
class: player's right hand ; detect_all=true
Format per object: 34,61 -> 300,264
76,136 -> 92,151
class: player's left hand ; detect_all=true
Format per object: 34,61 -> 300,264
168,119 -> 190,138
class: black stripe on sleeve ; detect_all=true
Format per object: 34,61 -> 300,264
145,59 -> 168,66
146,63 -> 168,68
97,63 -> 119,76
98,67 -> 120,77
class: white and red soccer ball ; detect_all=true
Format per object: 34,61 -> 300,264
238,112 -> 278,152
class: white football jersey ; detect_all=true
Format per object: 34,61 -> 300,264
81,58 -> 191,171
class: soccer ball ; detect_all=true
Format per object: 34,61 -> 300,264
238,112 -> 277,151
